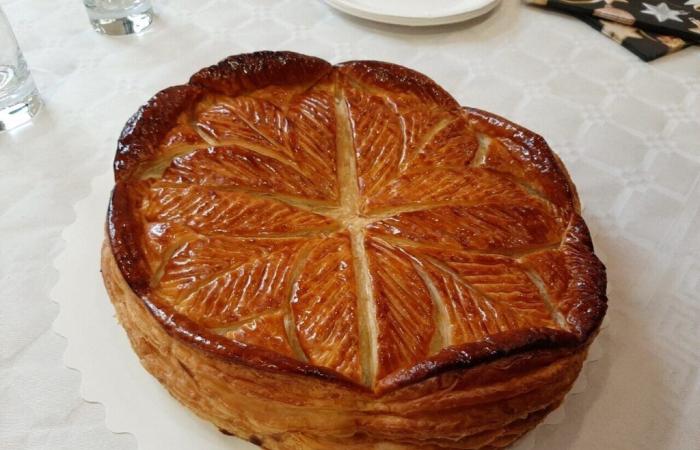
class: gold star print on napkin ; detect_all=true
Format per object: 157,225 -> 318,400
526,0 -> 698,61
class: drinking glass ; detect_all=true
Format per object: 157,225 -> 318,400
0,8 -> 41,132
83,0 -> 154,35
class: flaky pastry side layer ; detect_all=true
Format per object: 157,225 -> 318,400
102,241 -> 589,450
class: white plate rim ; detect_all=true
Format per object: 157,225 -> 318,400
322,0 -> 501,26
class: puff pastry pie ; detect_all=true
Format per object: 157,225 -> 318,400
102,51 -> 607,449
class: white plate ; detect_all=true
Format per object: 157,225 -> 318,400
321,0 -> 501,26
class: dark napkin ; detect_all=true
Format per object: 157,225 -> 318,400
578,14 -> 690,61
527,0 -> 698,61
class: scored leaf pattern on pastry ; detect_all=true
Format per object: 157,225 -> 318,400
291,235 -> 363,382
116,66 -> 582,388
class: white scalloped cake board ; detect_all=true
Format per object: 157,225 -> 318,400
321,0 -> 501,26
51,171 -> 605,450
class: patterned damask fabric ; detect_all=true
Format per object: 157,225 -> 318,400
528,0 -> 700,60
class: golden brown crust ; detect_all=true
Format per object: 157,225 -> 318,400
103,242 -> 590,449
189,51 -> 333,97
114,85 -> 205,182
104,51 -> 607,448
337,60 -> 459,109
465,107 -> 579,213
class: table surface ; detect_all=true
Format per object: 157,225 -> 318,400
1,1 -> 699,449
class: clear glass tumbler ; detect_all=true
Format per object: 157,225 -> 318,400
83,0 -> 154,35
0,8 -> 41,132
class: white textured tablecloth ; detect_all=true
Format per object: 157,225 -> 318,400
1,1 -> 698,449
